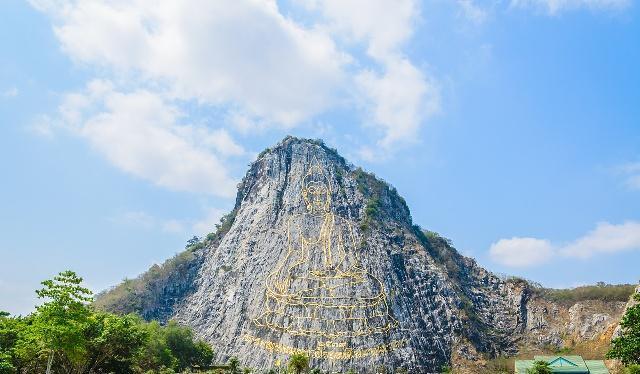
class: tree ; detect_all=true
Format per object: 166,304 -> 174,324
164,320 -> 214,371
135,320 -> 177,371
83,312 -> 148,373
0,271 -> 216,374
608,293 -> 640,365
287,353 -> 309,374
228,356 -> 241,374
0,312 -> 23,373
527,360 -> 552,374
32,270 -> 93,373
186,236 -> 201,248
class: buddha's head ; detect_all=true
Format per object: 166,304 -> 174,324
302,163 -> 330,214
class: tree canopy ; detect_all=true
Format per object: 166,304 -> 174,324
0,270 -> 214,374
608,292 -> 640,366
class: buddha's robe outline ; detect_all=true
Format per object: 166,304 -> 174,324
253,211 -> 398,339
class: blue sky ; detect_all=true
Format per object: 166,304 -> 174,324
1,0 -> 639,315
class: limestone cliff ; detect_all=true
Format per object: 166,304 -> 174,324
94,137 -> 630,373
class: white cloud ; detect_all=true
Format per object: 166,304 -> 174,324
2,87 -> 19,98
302,0 -> 439,154
30,0 -> 346,126
301,0 -> 418,60
490,237 -> 554,267
356,58 -> 439,149
28,116 -> 56,138
457,0 -> 489,24
561,221 -> 640,258
616,162 -> 640,191
56,80 -> 239,197
31,0 -> 441,165
628,175 -> 640,190
490,221 -> 640,267
510,0 -> 631,15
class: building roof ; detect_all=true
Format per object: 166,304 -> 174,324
584,360 -> 610,374
514,355 -> 609,374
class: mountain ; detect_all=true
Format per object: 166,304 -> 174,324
95,137 -> 633,373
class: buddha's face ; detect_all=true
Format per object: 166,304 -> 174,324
303,182 -> 329,213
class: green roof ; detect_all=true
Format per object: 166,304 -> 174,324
514,356 -> 609,374
584,361 -> 610,374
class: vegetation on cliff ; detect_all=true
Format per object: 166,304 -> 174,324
536,284 -> 637,305
608,292 -> 640,366
94,210 -> 237,320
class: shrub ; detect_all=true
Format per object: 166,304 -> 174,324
287,353 -> 309,374
537,284 -> 636,304
527,360 -> 552,374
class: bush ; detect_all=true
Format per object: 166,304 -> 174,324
527,360 -> 552,374
288,353 -> 309,374
537,284 -> 636,304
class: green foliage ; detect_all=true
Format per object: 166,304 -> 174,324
93,249 -> 199,316
94,208 -> 237,318
186,236 -> 202,249
625,364 -> 640,374
352,167 -> 411,228
0,312 -> 22,372
608,293 -> 640,365
0,271 -> 214,374
164,321 -> 214,371
526,360 -> 552,374
214,211 -> 237,238
287,353 -> 309,374
83,312 -> 148,373
538,284 -> 636,304
134,319 -> 215,372
32,270 -> 93,369
0,351 -> 14,374
227,356 -> 241,374
365,197 -> 382,219
484,356 -> 512,374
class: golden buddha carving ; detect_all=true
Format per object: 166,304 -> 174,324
253,162 -> 398,339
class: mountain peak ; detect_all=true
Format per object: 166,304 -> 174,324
97,137 -> 528,372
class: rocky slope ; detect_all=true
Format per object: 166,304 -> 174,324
95,137 -> 634,373
612,285 -> 640,339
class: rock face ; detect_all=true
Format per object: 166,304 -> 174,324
612,285 -> 640,339
94,137 -> 630,372
164,137 -> 527,372
522,297 -> 627,349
